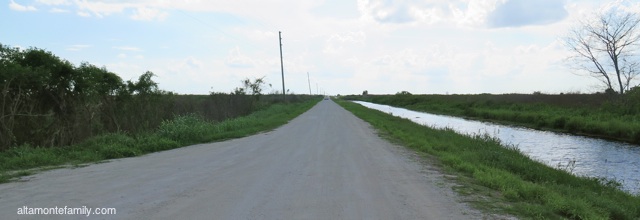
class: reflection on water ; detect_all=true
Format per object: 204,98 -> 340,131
354,101 -> 640,194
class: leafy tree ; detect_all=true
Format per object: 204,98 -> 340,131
127,71 -> 158,95
74,62 -> 123,98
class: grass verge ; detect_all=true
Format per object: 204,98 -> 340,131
0,98 -> 320,183
337,99 -> 640,219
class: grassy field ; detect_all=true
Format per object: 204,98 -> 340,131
337,99 -> 640,219
0,98 -> 320,183
344,93 -> 640,144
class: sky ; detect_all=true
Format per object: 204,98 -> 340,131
2,0 -> 639,95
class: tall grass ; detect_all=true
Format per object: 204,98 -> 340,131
0,98 -> 320,183
337,100 -> 640,219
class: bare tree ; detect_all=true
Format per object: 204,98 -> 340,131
565,5 -> 640,94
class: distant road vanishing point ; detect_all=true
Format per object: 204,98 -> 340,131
0,100 -> 482,219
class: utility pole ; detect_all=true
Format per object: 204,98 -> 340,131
316,83 -> 319,95
279,31 -> 286,101
307,72 -> 312,95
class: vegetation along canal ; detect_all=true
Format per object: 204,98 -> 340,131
354,101 -> 640,194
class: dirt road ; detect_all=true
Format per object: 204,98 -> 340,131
0,100 -> 481,219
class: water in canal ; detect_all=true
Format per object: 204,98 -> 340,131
354,101 -> 640,194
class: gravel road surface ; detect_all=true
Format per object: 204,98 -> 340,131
0,100 -> 482,219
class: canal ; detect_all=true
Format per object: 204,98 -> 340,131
354,101 -> 640,194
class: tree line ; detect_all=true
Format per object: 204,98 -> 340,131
0,44 -> 292,150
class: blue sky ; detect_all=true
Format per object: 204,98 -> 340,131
2,0 -> 638,95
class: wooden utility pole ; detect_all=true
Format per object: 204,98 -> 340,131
279,31 -> 286,101
307,72 -> 312,95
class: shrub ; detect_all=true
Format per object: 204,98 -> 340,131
157,114 -> 214,145
553,116 -> 568,129
136,135 -> 180,153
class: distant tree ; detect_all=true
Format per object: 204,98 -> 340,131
564,4 -> 640,94
232,87 -> 246,95
362,90 -> 368,96
605,88 -> 618,95
396,91 -> 412,95
235,77 -> 266,100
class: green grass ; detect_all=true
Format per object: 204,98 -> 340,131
0,98 -> 320,183
337,99 -> 640,219
345,94 -> 640,144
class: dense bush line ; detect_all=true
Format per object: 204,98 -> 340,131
0,44 -> 308,150
0,99 -> 320,182
344,92 -> 640,144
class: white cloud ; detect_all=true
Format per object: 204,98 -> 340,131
49,7 -> 69,13
450,0 -> 505,27
357,0 -> 428,24
487,0 -> 568,28
371,49 -> 425,68
116,53 -> 143,60
240,30 -> 278,42
158,56 -> 225,94
76,11 -> 90,17
36,0 -> 70,5
323,31 -> 366,54
178,57 -> 203,70
355,0 -> 569,28
225,47 -> 255,68
410,5 -> 444,25
600,0 -> 640,15
104,61 -> 145,82
66,44 -> 91,51
130,7 -> 168,21
9,0 -> 37,11
73,0 -> 132,18
113,46 -> 142,52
